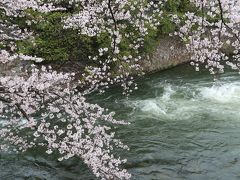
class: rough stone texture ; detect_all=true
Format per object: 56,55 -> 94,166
0,63 -> 15,76
140,35 -> 237,74
141,36 -> 190,73
0,61 -> 30,76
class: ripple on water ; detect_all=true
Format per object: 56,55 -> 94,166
2,65 -> 240,179
122,70 -> 240,180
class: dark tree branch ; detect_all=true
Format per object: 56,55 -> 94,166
217,0 -> 240,42
0,93 -> 31,122
107,0 -> 117,53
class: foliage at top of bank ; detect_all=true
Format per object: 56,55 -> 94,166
14,0 -> 192,65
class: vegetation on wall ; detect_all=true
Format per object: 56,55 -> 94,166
17,11 -> 96,63
14,0 -> 192,65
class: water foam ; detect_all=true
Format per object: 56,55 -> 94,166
126,78 -> 240,121
138,99 -> 167,115
199,82 -> 240,103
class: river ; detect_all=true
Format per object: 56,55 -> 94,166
1,64 -> 240,180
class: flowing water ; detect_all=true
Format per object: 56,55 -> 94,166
1,64 -> 240,180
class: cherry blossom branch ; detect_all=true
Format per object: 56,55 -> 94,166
0,95 -> 31,122
107,0 -> 117,53
217,0 -> 240,42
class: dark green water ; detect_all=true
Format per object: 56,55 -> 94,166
1,64 -> 240,180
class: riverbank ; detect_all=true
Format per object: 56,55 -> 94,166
0,36 -> 190,76
1,35 -> 236,78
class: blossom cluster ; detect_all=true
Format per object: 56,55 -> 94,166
64,0 -> 164,95
171,0 -> 240,74
0,65 -> 130,179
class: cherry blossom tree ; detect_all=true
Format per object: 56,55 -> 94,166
0,1 -> 131,179
1,0 -> 240,179
0,0 -> 167,179
63,0 -> 164,94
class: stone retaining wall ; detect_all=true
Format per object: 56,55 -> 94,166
141,36 -> 190,73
